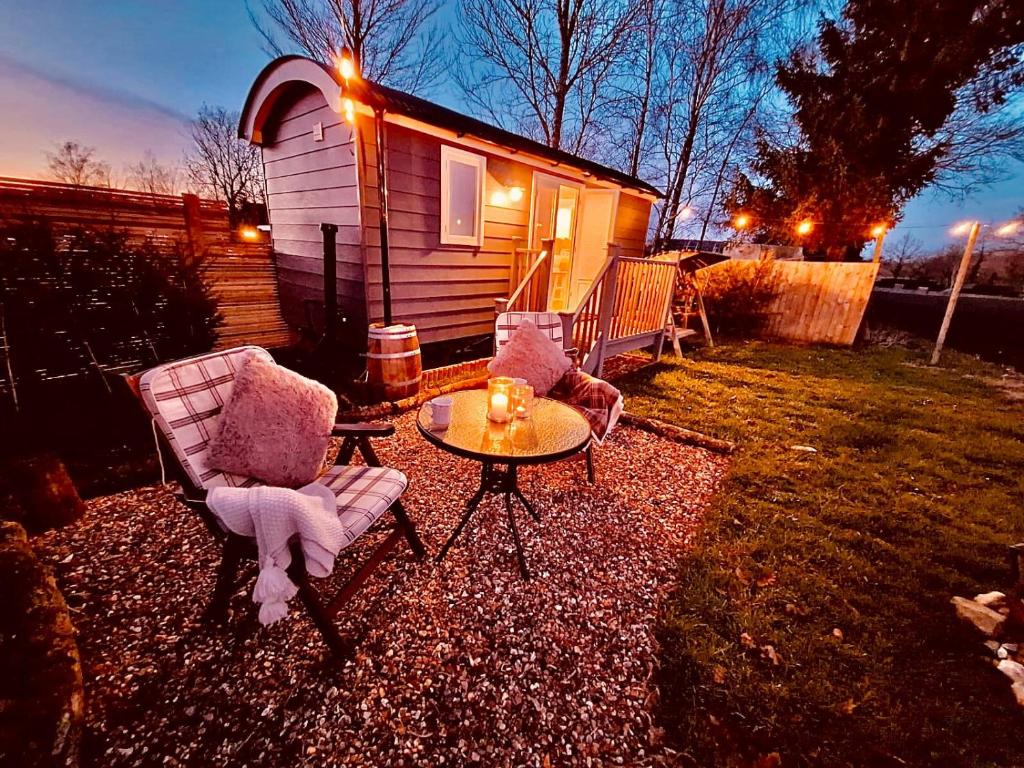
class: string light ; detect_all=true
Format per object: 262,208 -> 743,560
733,213 -> 750,229
343,97 -> 356,123
795,219 -> 814,236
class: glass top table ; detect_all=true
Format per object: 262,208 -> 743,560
416,389 -> 592,578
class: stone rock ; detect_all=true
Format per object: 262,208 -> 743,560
997,659 -> 1024,684
951,596 -> 1006,638
975,591 -> 1007,610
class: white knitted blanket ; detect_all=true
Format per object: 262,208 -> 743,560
207,483 -> 345,625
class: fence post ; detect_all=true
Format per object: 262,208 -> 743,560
181,193 -> 204,263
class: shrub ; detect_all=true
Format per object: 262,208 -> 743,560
695,259 -> 778,338
0,221 -> 221,390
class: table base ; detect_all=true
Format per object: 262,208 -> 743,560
435,462 -> 540,579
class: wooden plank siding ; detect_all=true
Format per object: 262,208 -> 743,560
260,85 -> 366,342
358,121 -> 534,344
612,193 -> 653,258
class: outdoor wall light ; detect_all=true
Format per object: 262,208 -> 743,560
336,47 -> 359,82
489,186 -> 525,207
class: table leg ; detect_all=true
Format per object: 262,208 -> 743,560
504,491 -> 531,580
435,464 -> 489,564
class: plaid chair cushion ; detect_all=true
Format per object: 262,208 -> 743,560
139,346 -> 272,491
317,465 -> 408,546
495,311 -> 564,353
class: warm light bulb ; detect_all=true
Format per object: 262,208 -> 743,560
240,226 -> 259,241
490,190 -> 508,207
338,54 -> 357,81
795,219 -> 813,236
508,186 -> 524,203
343,97 -> 356,123
734,213 -> 750,229
950,221 -> 973,236
995,221 -> 1021,237
870,224 -> 887,238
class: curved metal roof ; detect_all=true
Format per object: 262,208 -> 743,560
240,56 -> 662,198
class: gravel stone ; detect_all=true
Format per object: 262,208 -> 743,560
36,414 -> 728,767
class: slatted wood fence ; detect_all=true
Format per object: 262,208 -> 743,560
705,259 -> 879,345
0,176 -> 292,351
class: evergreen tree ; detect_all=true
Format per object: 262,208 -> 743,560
730,0 -> 1024,260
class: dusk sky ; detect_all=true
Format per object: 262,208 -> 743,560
0,0 -> 1019,250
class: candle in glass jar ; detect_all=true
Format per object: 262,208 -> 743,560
490,392 -> 509,421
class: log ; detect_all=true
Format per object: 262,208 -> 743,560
619,411 -> 737,455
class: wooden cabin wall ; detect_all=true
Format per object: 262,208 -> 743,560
358,121 -> 533,344
612,193 -> 654,258
260,86 -> 366,345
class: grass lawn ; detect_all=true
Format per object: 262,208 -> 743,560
616,342 -> 1024,767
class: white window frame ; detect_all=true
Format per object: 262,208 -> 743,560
440,145 -> 486,247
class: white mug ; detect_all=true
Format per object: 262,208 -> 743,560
428,396 -> 453,429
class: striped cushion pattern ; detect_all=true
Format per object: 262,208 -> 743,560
139,346 -> 271,490
495,311 -> 564,352
317,465 -> 408,545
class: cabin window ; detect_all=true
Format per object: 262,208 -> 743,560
440,145 -> 486,246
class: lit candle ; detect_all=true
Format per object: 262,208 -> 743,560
490,392 -> 509,422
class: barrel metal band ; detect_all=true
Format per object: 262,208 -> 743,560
367,349 -> 422,360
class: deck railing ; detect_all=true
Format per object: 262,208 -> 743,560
571,249 -> 678,376
496,240 -> 678,377
498,239 -> 553,315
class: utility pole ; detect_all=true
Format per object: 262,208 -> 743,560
930,221 -> 980,365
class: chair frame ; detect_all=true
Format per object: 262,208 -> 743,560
124,374 -> 425,656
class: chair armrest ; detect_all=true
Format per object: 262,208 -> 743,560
332,421 -> 395,438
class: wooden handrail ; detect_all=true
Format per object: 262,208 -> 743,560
507,248 -> 549,308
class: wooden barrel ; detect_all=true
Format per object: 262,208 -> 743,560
367,323 -> 422,400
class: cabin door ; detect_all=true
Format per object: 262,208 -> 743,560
570,189 -> 619,308
529,173 -> 583,312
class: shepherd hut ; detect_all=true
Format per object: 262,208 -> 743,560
239,55 -> 670,370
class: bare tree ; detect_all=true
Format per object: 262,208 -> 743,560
126,151 -> 180,196
45,141 -> 111,187
457,0 -> 640,155
185,106 -> 264,224
885,233 -> 924,279
650,0 -> 797,250
250,0 -> 445,91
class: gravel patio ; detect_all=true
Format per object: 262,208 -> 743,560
36,409 -> 728,767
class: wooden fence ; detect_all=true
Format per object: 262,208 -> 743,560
705,259 -> 879,345
0,176 -> 292,352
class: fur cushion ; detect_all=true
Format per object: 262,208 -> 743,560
487,318 -> 572,396
208,353 -> 338,487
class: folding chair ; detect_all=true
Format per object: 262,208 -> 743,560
125,345 -> 425,656
494,312 -> 624,483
